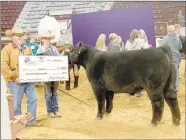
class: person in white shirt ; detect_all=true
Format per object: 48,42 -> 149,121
138,29 -> 151,49
125,29 -> 140,51
125,29 -> 144,97
95,34 -> 107,51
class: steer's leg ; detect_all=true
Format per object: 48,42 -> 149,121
157,98 -> 164,123
151,94 -> 164,126
163,64 -> 181,126
164,90 -> 181,125
93,87 -> 106,120
164,97 -> 180,125
105,90 -> 114,114
146,89 -> 164,126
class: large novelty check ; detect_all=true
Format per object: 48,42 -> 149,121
19,56 -> 69,83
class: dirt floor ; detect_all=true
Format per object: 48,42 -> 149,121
18,60 -> 185,139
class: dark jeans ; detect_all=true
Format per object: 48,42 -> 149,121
44,82 -> 59,113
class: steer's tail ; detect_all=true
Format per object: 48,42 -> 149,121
159,45 -> 173,62
163,62 -> 177,97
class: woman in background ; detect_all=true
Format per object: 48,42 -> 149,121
95,34 -> 107,51
125,29 -> 143,97
107,33 -> 121,52
138,29 -> 151,48
125,29 -> 140,51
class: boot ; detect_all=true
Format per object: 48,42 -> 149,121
74,76 -> 79,88
66,80 -> 70,90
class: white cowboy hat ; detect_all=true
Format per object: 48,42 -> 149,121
38,29 -> 55,39
38,16 -> 60,41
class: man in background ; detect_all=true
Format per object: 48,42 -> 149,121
160,25 -> 183,92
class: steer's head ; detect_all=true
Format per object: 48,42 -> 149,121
70,41 -> 87,65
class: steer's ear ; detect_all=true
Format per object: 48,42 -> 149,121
77,41 -> 86,54
77,41 -> 83,47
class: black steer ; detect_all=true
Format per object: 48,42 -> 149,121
70,42 -> 181,126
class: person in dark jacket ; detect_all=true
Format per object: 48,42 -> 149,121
107,33 -> 121,52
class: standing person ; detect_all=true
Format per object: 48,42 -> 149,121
28,35 -> 39,55
107,33 -> 121,52
1,27 -> 41,126
125,29 -> 140,51
1,75 -> 12,139
125,29 -> 143,97
28,36 -> 42,87
174,24 -> 183,65
174,24 -> 181,37
160,25 -> 183,92
95,34 -> 107,51
178,10 -> 185,27
63,45 -> 81,90
117,36 -> 124,51
138,29 -> 151,48
37,31 -> 62,118
21,31 -> 29,46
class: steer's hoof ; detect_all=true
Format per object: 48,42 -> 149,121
173,119 -> 180,126
150,121 -> 157,127
106,109 -> 112,114
96,117 -> 103,120
96,114 -> 103,120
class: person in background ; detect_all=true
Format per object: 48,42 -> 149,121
107,33 -> 121,52
95,34 -> 107,51
174,24 -> 181,37
62,44 -> 81,90
117,36 -> 124,51
1,75 -> 12,139
119,36 -> 125,51
174,24 -> 183,63
125,29 -> 140,51
28,35 -> 39,55
21,31 -> 29,46
178,10 -> 185,27
138,29 -> 151,48
160,25 -> 183,92
37,31 -> 62,118
109,33 -> 118,41
28,36 -> 43,87
1,27 -> 41,126
125,29 -> 143,97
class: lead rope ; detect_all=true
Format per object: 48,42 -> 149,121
46,83 -> 92,107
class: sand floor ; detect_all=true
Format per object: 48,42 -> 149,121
18,60 -> 185,139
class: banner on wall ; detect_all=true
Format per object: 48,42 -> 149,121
72,6 -> 155,47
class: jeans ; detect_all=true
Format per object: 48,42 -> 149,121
44,82 -> 59,113
173,56 -> 180,91
8,82 -> 37,125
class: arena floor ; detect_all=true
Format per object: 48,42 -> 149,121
18,60 -> 185,139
